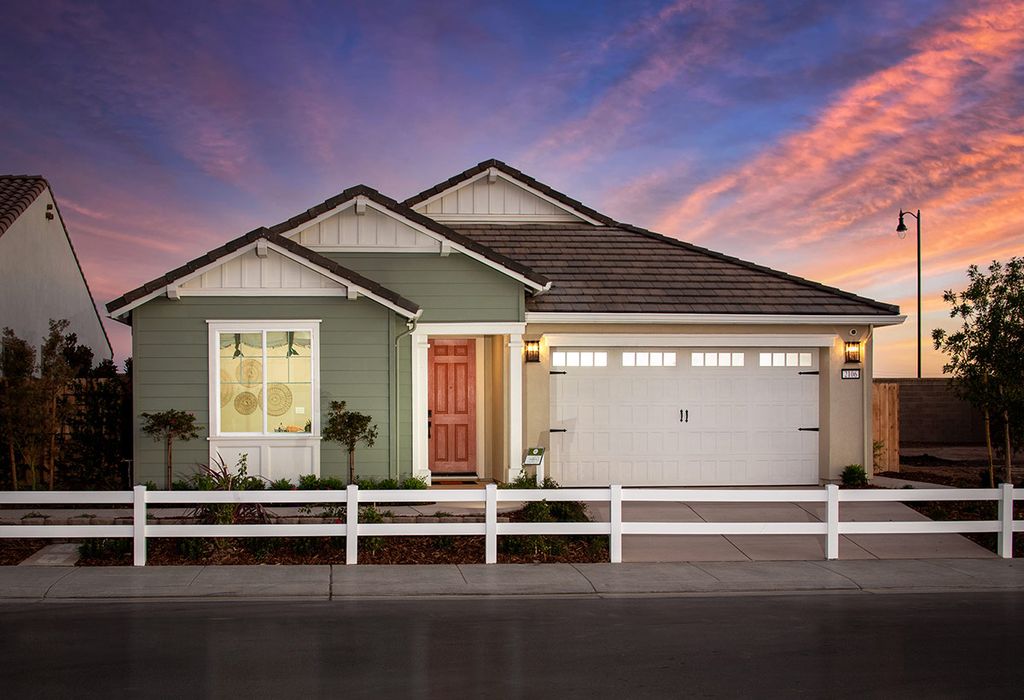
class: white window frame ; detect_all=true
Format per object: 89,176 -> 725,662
207,320 -> 322,438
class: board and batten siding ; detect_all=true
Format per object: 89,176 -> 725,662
321,252 -> 525,322
132,296 -> 408,485
419,175 -> 582,222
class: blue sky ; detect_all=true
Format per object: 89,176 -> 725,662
1,0 -> 1022,374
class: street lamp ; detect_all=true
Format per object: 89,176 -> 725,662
896,209 -> 921,378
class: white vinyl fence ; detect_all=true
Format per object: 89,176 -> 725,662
0,484 -> 1019,566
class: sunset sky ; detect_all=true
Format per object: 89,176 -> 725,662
1,0 -> 1021,376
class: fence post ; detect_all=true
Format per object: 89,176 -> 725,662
346,484 -> 359,565
133,485 -> 147,566
998,483 -> 1014,559
485,483 -> 497,564
610,485 -> 622,564
825,484 -> 839,560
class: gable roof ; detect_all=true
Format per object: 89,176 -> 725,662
453,223 -> 900,317
106,227 -> 422,321
0,175 -> 49,238
269,183 -> 551,291
402,159 -> 617,227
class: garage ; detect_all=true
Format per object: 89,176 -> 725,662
548,347 -> 820,486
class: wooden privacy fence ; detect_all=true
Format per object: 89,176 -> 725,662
873,382 -> 900,471
1,484 -> 1020,566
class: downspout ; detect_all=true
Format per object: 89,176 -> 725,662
394,315 -> 418,479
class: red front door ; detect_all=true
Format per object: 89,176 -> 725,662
428,338 -> 477,474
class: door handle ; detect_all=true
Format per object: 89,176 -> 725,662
680,409 -> 688,423
428,409 -> 432,439
550,428 -> 567,433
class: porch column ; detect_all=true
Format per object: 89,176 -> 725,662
508,334 -> 524,481
411,331 -> 431,483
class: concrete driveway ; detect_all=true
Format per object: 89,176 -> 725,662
585,500 -> 994,562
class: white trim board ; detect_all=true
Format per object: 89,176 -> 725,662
526,312 -> 906,326
542,334 -> 838,348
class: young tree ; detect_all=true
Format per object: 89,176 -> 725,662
0,328 -> 35,490
322,401 -> 378,484
140,409 -> 201,488
934,258 -> 1024,485
38,320 -> 76,489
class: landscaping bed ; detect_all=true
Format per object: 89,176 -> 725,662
0,539 -> 48,565
879,464 -> 1024,557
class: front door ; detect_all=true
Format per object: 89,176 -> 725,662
428,338 -> 477,474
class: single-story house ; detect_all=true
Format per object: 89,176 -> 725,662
108,160 -> 903,487
0,176 -> 112,360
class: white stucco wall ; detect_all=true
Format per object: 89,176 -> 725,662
0,188 -> 110,359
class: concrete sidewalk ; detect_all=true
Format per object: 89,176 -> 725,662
2,559 -> 1022,601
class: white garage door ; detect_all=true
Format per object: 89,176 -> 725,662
549,348 -> 820,486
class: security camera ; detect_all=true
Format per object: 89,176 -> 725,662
849,328 -> 858,337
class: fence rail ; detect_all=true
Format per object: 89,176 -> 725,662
0,484 -> 1018,566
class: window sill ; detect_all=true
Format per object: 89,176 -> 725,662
208,435 -> 322,441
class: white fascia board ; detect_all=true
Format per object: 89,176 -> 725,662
525,312 -> 907,327
542,333 -> 838,348
412,168 -> 606,227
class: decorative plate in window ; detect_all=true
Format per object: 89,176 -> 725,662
234,391 -> 259,415
237,359 -> 263,386
265,383 -> 293,416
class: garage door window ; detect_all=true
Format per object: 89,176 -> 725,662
691,352 -> 744,367
552,351 -> 608,367
621,352 -> 676,367
759,352 -> 813,367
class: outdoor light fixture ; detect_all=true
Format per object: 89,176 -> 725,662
844,341 -> 862,364
896,208 -> 922,378
524,340 -> 541,363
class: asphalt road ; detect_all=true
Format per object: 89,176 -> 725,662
2,593 -> 1022,698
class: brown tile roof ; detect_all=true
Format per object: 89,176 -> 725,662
0,175 -> 48,238
452,224 -> 900,316
270,183 -> 550,289
402,159 -> 618,226
106,227 -> 422,320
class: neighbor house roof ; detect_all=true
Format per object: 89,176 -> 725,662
453,223 -> 900,316
0,175 -> 48,238
106,227 -> 422,320
270,183 -> 550,290
402,159 -> 618,226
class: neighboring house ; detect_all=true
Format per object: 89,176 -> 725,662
0,176 -> 112,360
108,160 -> 903,487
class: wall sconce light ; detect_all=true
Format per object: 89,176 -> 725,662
524,340 -> 541,363
844,341 -> 862,364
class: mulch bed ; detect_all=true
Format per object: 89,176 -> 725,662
77,535 -> 609,566
0,539 -> 48,565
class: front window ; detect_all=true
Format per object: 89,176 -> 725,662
212,323 -> 318,435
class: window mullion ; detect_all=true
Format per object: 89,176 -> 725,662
262,329 -> 269,435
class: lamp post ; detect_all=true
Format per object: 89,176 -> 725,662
896,209 -> 921,379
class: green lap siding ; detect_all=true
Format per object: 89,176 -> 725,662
322,252 -> 525,322
132,296 -> 405,485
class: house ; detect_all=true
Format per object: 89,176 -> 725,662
107,160 -> 903,487
0,176 -> 111,361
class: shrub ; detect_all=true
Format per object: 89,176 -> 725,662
268,477 -> 294,490
841,464 -> 868,487
78,538 -> 130,560
185,455 -> 269,525
499,474 -> 594,557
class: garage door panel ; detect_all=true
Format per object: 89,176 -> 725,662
550,345 -> 820,486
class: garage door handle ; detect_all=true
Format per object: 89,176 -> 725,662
550,428 -> 567,433
680,409 -> 688,423
798,427 -> 820,432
